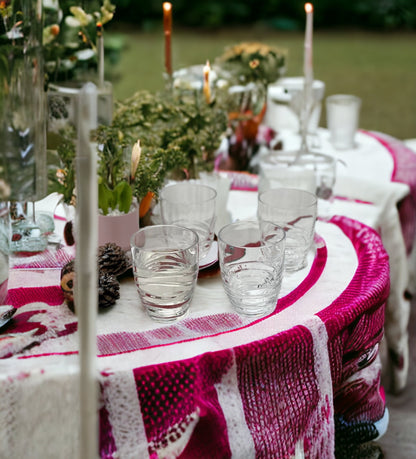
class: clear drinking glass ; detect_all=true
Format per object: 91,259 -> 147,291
159,182 -> 217,261
265,77 -> 326,134
326,94 -> 361,150
258,151 -> 336,220
258,188 -> 318,272
130,225 -> 199,322
218,220 -> 286,317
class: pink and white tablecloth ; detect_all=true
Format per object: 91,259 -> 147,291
0,215 -> 389,459
241,129 -> 416,394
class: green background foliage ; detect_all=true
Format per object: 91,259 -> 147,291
110,0 -> 416,31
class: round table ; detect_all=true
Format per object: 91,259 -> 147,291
224,128 -> 416,394
0,212 -> 389,458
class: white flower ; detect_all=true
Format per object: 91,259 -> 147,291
69,6 -> 93,27
131,140 -> 141,180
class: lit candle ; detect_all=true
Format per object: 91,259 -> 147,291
163,2 -> 172,76
304,3 -> 314,87
75,82 -> 98,459
96,22 -> 104,88
203,60 -> 211,103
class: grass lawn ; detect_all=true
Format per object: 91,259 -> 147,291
107,27 -> 416,140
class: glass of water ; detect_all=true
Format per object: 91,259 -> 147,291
258,188 -> 317,272
218,220 -> 286,317
130,225 -> 199,322
159,182 -> 217,261
326,94 -> 361,150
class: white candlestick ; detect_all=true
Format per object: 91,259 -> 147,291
304,2 -> 314,87
75,82 -> 98,459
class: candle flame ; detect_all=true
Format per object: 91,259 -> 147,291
203,60 -> 211,103
163,2 -> 172,13
203,60 -> 210,74
305,3 -> 313,13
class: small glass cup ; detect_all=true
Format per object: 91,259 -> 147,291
159,182 -> 217,261
130,225 -> 199,322
218,220 -> 286,317
258,151 -> 336,220
258,188 -> 317,272
326,94 -> 361,150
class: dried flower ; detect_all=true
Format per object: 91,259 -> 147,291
56,168 -> 66,185
131,139 -> 141,180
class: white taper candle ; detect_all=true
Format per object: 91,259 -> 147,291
75,82 -> 99,459
304,3 -> 314,87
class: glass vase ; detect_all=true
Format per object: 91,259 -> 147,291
220,82 -> 268,172
0,203 -> 9,305
0,0 -> 47,304
0,0 -> 47,201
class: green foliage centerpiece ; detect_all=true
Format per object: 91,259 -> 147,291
49,87 -> 228,219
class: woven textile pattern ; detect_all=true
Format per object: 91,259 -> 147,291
0,217 -> 389,458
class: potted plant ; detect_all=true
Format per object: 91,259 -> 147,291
48,87 -> 228,245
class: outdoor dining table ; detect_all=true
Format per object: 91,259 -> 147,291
0,187 -> 390,458
253,127 -> 416,394
0,128 -> 415,458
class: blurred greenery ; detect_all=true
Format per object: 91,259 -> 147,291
111,0 -> 416,31
106,27 -> 416,140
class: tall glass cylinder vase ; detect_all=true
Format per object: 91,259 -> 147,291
0,203 -> 9,305
0,0 -> 47,304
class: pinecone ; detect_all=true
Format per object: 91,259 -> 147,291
61,259 -> 121,311
98,272 -> 120,309
48,95 -> 69,120
98,242 -> 130,277
60,259 -> 75,311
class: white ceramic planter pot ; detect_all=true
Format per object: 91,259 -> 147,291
98,206 -> 140,251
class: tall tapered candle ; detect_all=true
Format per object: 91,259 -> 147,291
75,82 -> 98,459
96,22 -> 104,88
304,3 -> 314,88
163,2 -> 172,76
203,60 -> 211,103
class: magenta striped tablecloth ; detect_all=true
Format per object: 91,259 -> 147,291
0,216 -> 389,458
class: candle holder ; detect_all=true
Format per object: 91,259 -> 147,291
298,78 -> 315,156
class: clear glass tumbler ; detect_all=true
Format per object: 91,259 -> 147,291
326,94 -> 361,150
258,188 -> 317,272
159,182 -> 217,261
218,220 -> 286,317
130,225 -> 199,322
